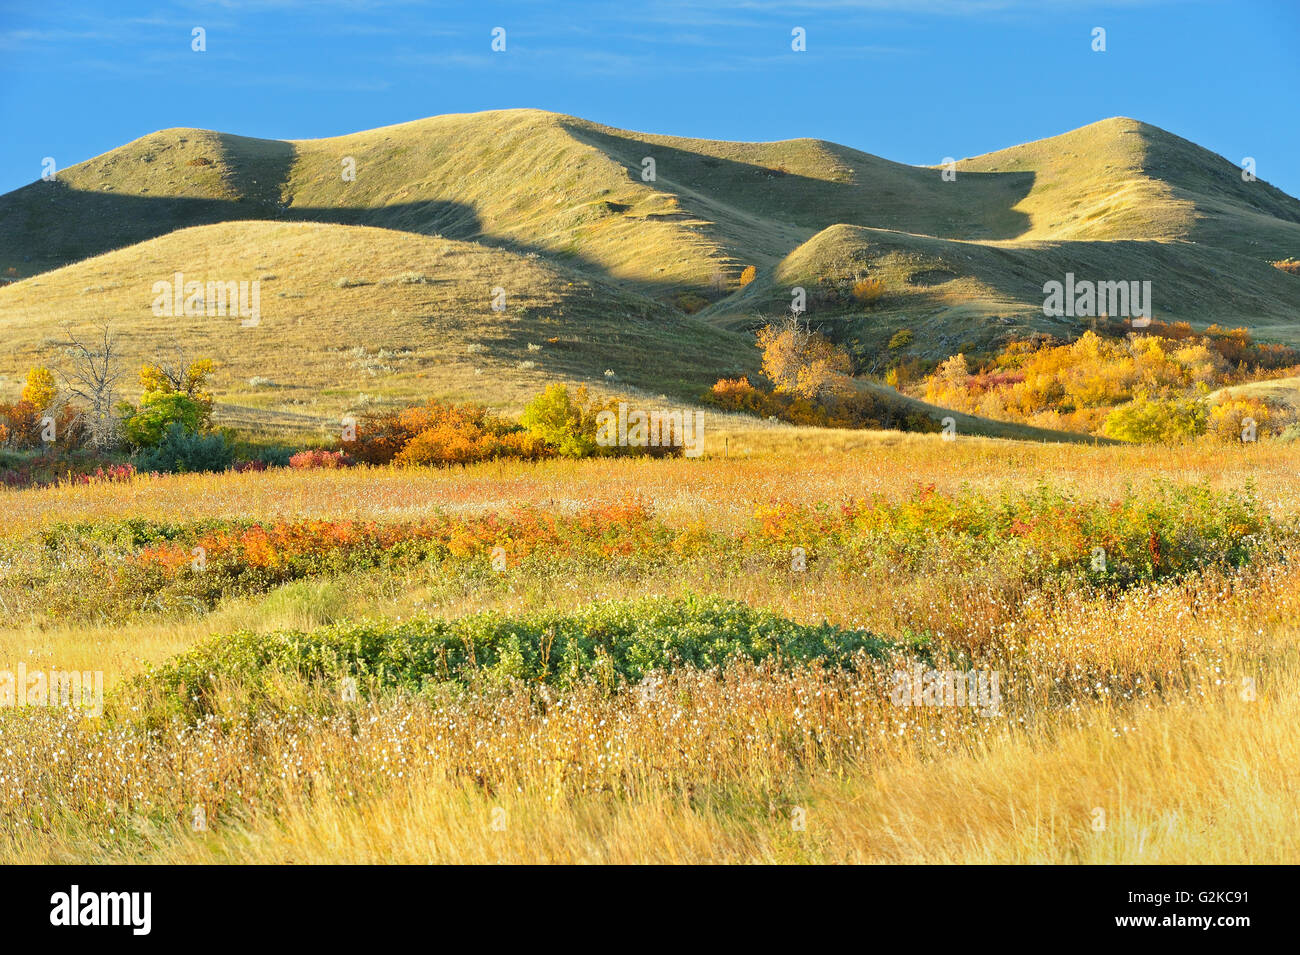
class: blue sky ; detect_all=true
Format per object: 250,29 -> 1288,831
1,0 -> 1297,197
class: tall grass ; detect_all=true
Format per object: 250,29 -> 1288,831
1,435 -> 1296,863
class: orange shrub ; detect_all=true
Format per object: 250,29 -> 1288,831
1203,325 -> 1253,365
707,378 -> 771,416
0,399 -> 82,450
0,399 -> 41,448
851,277 -> 885,304
347,398 -> 547,467
394,427 -> 545,467
346,408 -> 411,464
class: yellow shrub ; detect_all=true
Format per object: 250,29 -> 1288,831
756,319 -> 853,400
851,277 -> 885,304
1208,396 -> 1271,442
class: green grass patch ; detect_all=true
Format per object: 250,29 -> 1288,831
122,595 -> 898,722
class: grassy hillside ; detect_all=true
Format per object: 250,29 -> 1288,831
7,110 -> 1297,289
702,119 -> 1299,359
1,109 -> 1296,443
0,219 -> 757,432
0,219 -> 1091,443
712,222 -> 1300,364
0,129 -> 292,277
955,117 -> 1300,255
1207,376 -> 1300,414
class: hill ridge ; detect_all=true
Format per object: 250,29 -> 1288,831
1,109 -> 1296,442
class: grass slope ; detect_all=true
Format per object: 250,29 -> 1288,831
1207,376 -> 1300,414
712,221 -> 1300,362
0,219 -> 757,430
2,110 -> 1295,441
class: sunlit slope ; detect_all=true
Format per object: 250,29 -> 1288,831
558,117 -> 1035,250
284,109 -> 1044,293
1207,376 -> 1300,414
2,109 -> 1296,387
0,217 -> 1109,444
283,109 -> 747,299
0,219 -> 758,429
955,117 -> 1300,255
12,111 -> 1297,281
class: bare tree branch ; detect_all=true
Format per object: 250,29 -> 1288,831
55,323 -> 125,450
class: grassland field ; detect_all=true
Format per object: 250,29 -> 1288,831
1,427 -> 1297,864
2,105 -> 1299,868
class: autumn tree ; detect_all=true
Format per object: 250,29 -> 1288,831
121,346 -> 218,448
21,367 -> 58,412
139,342 -> 215,423
756,316 -> 853,401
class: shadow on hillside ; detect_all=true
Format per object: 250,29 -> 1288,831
214,132 -> 296,209
2,121 -> 1038,300
0,183 -> 735,310
0,182 -> 492,273
560,120 -> 1036,246
708,225 -> 1300,340
7,182 -> 1295,346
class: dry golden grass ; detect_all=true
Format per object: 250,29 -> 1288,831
1,430 -> 1296,864
0,220 -> 754,425
4,563 -> 1294,863
5,430 -> 1297,535
113,677 -> 1296,865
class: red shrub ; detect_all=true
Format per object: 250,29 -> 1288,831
289,449 -> 354,469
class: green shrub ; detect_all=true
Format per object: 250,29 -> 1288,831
257,445 -> 295,467
122,595 -> 897,721
1102,394 -> 1206,443
135,422 -> 234,473
120,392 -> 208,448
673,292 -> 711,314
521,384 -> 602,457
888,329 -> 914,350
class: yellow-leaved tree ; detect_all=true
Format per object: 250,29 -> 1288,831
756,317 -> 853,401
21,366 -> 58,412
138,353 -> 215,426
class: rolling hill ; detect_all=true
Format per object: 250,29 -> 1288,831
1,109 -> 1296,438
0,219 -> 756,431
